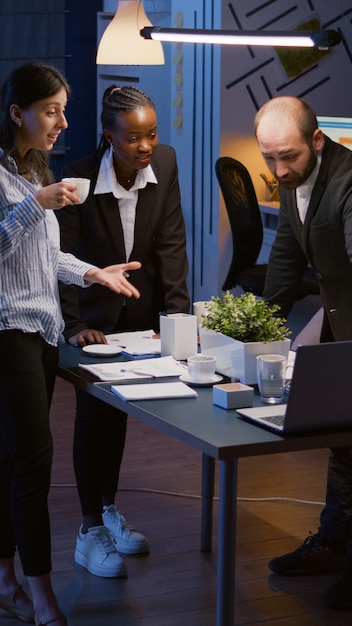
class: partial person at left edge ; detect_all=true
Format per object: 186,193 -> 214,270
56,84 -> 190,580
0,63 -> 141,626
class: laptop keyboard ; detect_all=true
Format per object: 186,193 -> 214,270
264,414 -> 285,426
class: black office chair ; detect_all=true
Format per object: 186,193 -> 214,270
215,156 -> 319,298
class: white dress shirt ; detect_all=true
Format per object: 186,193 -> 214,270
296,154 -> 322,223
94,147 -> 158,260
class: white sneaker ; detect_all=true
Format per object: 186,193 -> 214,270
75,525 -> 127,578
102,505 -> 150,555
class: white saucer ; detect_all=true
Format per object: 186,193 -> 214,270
179,373 -> 223,387
82,344 -> 123,357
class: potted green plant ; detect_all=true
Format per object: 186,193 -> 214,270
199,291 -> 291,383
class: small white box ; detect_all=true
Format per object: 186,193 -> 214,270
160,313 -> 198,360
213,382 -> 254,410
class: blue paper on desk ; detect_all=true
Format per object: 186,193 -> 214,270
106,330 -> 161,357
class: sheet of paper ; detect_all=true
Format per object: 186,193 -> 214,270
106,330 -> 161,356
78,355 -> 185,382
286,350 -> 296,380
111,381 -> 197,401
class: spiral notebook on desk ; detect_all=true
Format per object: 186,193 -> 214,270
236,341 -> 352,435
111,381 -> 197,401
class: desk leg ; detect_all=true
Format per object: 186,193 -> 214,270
216,459 -> 237,626
201,454 -> 215,552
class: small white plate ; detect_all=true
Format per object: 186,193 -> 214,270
179,372 -> 223,387
82,344 -> 123,357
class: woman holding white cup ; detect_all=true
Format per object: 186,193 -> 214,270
61,177 -> 90,204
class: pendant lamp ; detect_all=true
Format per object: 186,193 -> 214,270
97,1 -> 164,65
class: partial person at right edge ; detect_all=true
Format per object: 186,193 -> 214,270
56,85 -> 190,579
254,95 -> 352,611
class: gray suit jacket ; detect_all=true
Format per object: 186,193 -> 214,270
263,136 -> 352,341
57,144 -> 190,339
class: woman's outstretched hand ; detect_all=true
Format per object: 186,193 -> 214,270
84,261 -> 141,298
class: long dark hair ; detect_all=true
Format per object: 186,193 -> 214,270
0,63 -> 71,185
97,85 -> 155,157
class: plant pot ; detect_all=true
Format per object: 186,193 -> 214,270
199,327 -> 291,384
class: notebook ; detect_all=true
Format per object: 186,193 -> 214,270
79,356 -> 184,382
111,381 -> 197,401
236,341 -> 352,435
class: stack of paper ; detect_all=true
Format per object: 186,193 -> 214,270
78,355 -> 185,382
106,330 -> 161,357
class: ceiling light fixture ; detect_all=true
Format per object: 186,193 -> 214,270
140,27 -> 341,49
97,1 -> 164,65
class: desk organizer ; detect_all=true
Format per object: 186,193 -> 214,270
213,382 -> 254,410
160,313 -> 198,360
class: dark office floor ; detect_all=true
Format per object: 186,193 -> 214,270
6,294 -> 352,625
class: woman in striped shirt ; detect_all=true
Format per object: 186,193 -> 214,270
0,64 -> 141,626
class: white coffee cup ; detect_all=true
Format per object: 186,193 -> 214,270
256,354 -> 286,404
193,301 -> 211,326
62,177 -> 90,204
187,354 -> 216,383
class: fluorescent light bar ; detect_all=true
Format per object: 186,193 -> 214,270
140,27 -> 341,49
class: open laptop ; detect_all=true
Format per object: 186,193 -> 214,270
236,341 -> 352,435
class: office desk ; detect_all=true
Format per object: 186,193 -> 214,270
58,344 -> 352,626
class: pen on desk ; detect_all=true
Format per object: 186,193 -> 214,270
120,368 -> 155,378
176,360 -> 188,370
108,338 -> 127,347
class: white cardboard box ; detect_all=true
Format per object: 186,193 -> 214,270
160,313 -> 198,360
213,382 -> 254,410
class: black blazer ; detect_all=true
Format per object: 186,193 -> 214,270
263,136 -> 352,341
57,144 -> 190,339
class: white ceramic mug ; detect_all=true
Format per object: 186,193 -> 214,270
192,301 -> 211,326
62,177 -> 90,204
256,354 -> 286,404
187,354 -> 216,383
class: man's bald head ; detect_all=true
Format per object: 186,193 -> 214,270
254,96 -> 318,143
254,96 -> 324,190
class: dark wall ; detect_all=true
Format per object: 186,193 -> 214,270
51,0 -> 103,178
0,1 -> 102,180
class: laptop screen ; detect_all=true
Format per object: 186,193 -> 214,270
317,115 -> 352,151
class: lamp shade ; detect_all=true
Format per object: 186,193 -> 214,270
97,1 -> 164,65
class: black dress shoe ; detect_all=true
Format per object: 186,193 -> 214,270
323,568 -> 352,610
269,533 -> 345,576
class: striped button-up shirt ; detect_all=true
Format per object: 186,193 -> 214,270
0,159 -> 95,346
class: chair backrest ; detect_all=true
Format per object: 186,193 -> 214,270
215,156 -> 263,290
